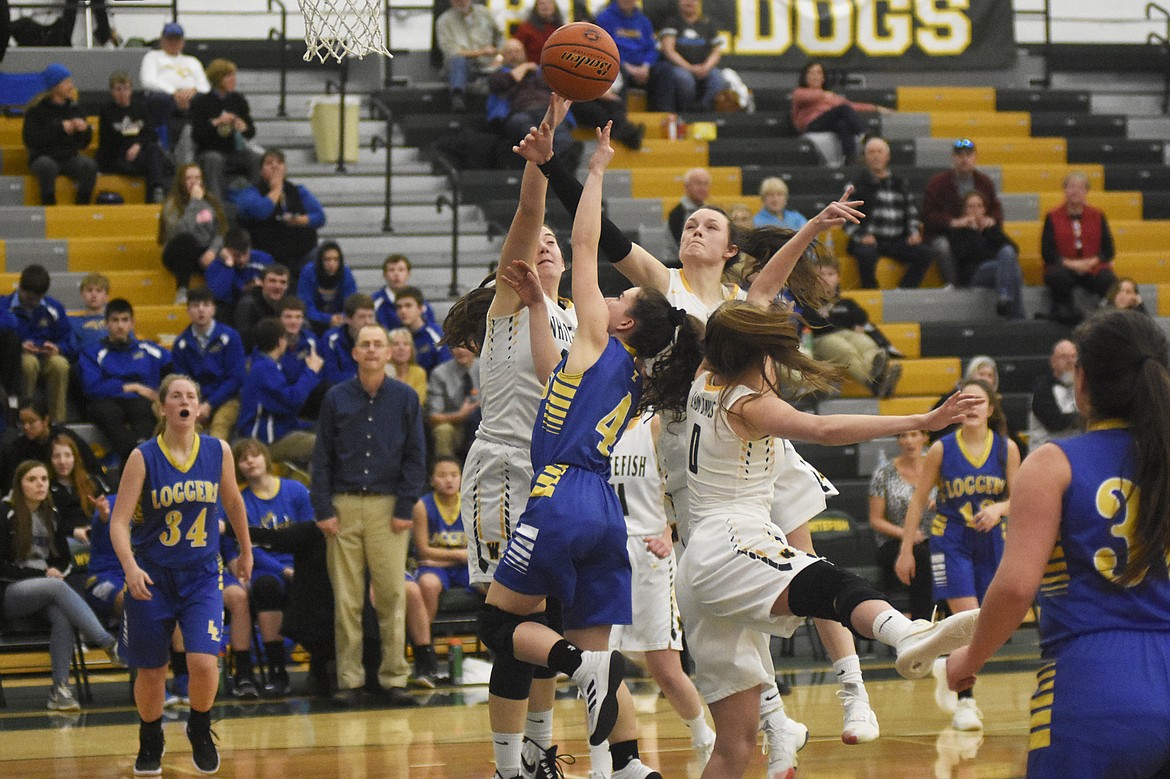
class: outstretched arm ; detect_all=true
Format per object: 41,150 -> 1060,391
501,259 -> 559,384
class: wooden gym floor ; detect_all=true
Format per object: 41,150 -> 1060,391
0,645 -> 1037,778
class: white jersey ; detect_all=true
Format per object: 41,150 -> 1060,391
608,413 -> 667,538
474,296 -> 576,450
686,373 -> 776,529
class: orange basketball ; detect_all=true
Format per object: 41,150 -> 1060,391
540,22 -> 620,102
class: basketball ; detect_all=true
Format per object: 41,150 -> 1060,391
540,22 -> 620,102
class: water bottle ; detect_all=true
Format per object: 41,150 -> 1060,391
448,638 -> 464,686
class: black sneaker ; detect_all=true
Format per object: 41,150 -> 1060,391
262,669 -> 290,698
521,737 -> 574,779
134,725 -> 165,776
187,723 -> 220,774
230,675 -> 260,700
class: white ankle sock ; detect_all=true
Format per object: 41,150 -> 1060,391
524,708 -> 553,750
589,740 -> 612,776
832,654 -> 864,688
492,732 -> 522,777
685,712 -> 715,745
759,682 -> 786,720
872,608 -> 914,647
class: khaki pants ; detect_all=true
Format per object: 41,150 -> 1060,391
268,430 -> 316,467
813,329 -> 882,387
327,494 -> 410,691
21,353 -> 70,423
208,399 -> 239,441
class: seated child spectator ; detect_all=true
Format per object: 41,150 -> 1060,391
236,318 -> 323,467
803,257 -> 902,397
78,299 -> 172,463
171,288 -> 246,440
320,294 -> 377,385
426,346 -> 480,459
387,327 -> 428,405
23,64 -> 97,206
372,254 -> 438,332
189,58 -> 259,199
48,434 -> 106,533
97,71 -> 172,204
233,438 -> 315,697
159,163 -> 229,304
236,263 -> 291,353
409,457 -> 470,686
297,241 -> 357,335
1102,276 -> 1148,314
203,227 -> 273,328
395,287 -> 450,374
0,399 -> 108,495
946,191 -> 1025,319
68,273 -> 110,356
0,264 -> 72,424
81,492 -> 123,623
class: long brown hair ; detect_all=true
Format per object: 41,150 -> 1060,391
735,226 -> 836,312
1074,309 -> 1170,585
704,301 -> 842,400
442,285 -> 495,353
158,164 -> 229,245
8,460 -> 56,562
50,435 -> 98,517
628,288 -> 705,421
959,378 -> 1008,438
232,438 -> 273,482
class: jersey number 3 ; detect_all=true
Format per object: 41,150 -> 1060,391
159,507 -> 209,548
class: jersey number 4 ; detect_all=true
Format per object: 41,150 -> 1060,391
159,507 -> 209,548
595,393 -> 633,457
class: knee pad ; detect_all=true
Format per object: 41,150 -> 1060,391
249,574 -> 285,612
488,649 -> 536,700
787,560 -> 883,630
478,604 -> 524,658
480,605 -> 549,699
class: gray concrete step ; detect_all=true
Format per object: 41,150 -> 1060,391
296,173 -> 448,203
320,203 -> 483,234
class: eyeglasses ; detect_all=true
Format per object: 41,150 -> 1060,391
953,138 -> 975,151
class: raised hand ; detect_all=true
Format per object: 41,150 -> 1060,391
500,259 -> 545,309
925,391 -> 984,430
540,93 -> 573,131
807,199 -> 865,233
589,121 -> 615,173
515,122 -> 555,163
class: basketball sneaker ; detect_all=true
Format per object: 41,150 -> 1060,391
187,722 -> 220,774
893,611 -> 980,679
761,710 -> 809,779
932,658 -> 959,715
165,674 -> 190,708
134,723 -> 165,776
47,684 -> 80,712
521,738 -> 572,779
570,650 -> 625,746
610,758 -> 662,779
693,733 -> 716,769
951,698 -> 984,731
838,686 -> 880,744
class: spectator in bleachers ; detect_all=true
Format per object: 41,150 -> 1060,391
514,0 -> 562,63
728,203 -> 753,233
596,0 -> 672,111
171,288 -> 246,440
668,167 -> 710,247
219,528 -> 260,698
435,0 -> 504,113
868,430 -> 935,622
487,38 -> 576,161
0,399 -> 107,500
791,61 -> 887,166
408,457 -> 469,686
373,254 -> 438,332
68,273 -> 109,356
1,264 -> 72,424
48,434 -> 105,534
1103,276 -> 1148,314
1027,338 -> 1081,449
80,492 -> 123,623
387,327 -> 428,405
232,150 -> 326,284
22,64 -> 96,206
159,163 -> 229,305
321,294 -> 377,385
846,137 -> 935,289
97,71 -> 172,204
237,318 -> 323,467
922,138 -> 1004,285
190,58 -> 259,200
297,241 -> 358,336
139,22 -> 211,152
657,0 -> 729,113
236,263 -> 291,353
1040,171 -> 1118,325
78,299 -> 171,462
946,191 -> 1025,319
752,176 -> 807,230
395,287 -> 451,374
803,255 -> 902,397
0,460 -> 121,712
277,297 -> 321,383
426,345 -> 480,459
204,227 -> 273,327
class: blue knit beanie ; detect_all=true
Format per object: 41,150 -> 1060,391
43,64 -> 72,90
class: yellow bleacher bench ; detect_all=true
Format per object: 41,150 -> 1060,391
44,204 -> 159,239
896,87 -> 995,113
999,164 -> 1104,194
928,112 -> 1031,139
629,166 -> 740,199
609,139 -> 708,170
840,356 -> 961,398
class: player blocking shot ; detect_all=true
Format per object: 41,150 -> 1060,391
110,374 -> 253,776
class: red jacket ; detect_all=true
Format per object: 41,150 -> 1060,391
790,87 -> 875,133
921,168 -> 1004,242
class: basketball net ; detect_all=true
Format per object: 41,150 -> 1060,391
299,0 -> 392,62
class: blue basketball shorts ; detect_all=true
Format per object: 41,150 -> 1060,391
84,570 -> 125,618
929,519 -> 1004,603
122,555 -> 224,668
416,564 -> 471,592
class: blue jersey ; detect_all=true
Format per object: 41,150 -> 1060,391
421,492 -> 465,552
934,430 -> 1010,531
132,435 -> 224,567
86,493 -> 120,577
531,338 -> 642,479
242,477 -> 314,573
1042,424 -> 1170,654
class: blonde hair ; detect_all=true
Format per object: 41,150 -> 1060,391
759,177 -> 789,198
205,59 -> 237,90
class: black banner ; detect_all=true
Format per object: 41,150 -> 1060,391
503,0 -> 1017,71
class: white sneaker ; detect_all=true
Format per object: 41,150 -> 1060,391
610,758 -> 661,779
951,698 -> 983,731
571,650 -> 626,746
893,611 -> 980,679
761,711 -> 809,779
693,733 -> 715,769
47,684 -> 80,711
838,687 -> 880,744
932,657 -> 959,715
